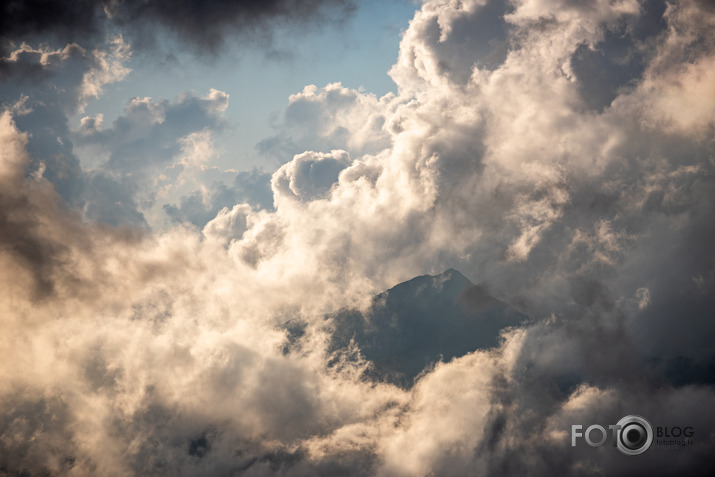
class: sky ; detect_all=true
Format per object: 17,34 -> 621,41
76,0 -> 415,172
1,0 -> 715,475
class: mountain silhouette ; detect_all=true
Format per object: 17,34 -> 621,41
326,269 -> 528,388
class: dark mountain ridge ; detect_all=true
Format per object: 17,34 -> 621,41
326,269 -> 529,388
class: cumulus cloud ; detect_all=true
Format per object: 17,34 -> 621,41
75,89 -> 228,172
259,83 -> 396,162
163,168 -> 274,229
272,150 -> 351,202
74,89 -> 229,227
0,39 -> 132,207
2,0 -> 715,476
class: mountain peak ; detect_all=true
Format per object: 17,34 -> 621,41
378,268 -> 473,306
326,269 -> 527,388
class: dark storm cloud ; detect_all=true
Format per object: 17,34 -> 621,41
1,0 -> 355,60
0,1 -> 100,41
0,0 -> 102,61
113,0 -> 356,53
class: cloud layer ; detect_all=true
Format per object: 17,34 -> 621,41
1,0 -> 715,475
0,0 -> 355,60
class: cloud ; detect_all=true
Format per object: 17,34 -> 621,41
79,36 -> 132,107
272,150 -> 351,202
0,0 -> 102,60
0,39 -> 132,210
76,89 -> 228,173
113,0 -> 356,54
258,83 -> 396,163
0,111 -> 141,301
163,168 -> 274,229
1,0 -> 356,59
74,89 -> 229,227
389,0 -> 511,91
0,38 -> 131,108
202,203 -> 252,247
2,0 -> 715,475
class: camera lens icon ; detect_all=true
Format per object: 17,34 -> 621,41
616,415 -> 653,455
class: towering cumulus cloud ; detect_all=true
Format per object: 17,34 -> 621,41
1,0 -> 714,475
